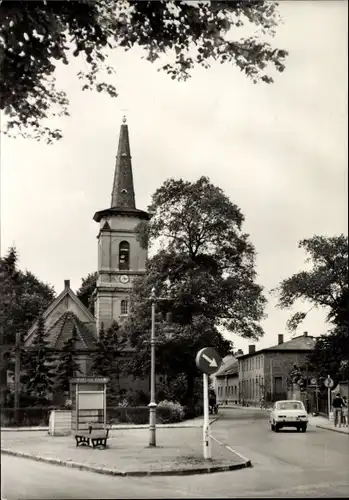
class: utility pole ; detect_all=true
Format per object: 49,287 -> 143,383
14,331 -> 21,422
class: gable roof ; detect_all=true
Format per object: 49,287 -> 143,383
238,334 -> 316,359
215,355 -> 238,378
46,312 -> 96,349
24,282 -> 96,346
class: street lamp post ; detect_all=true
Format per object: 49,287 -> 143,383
148,287 -> 157,447
148,287 -> 174,448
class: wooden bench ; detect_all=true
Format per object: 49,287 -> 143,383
74,425 -> 110,449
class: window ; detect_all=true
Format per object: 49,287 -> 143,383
119,241 -> 130,270
121,300 -> 129,316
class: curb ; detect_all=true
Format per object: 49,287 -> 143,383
315,425 -> 349,435
1,418 -> 218,433
1,448 -> 251,477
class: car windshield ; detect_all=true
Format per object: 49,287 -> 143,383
277,402 -> 303,411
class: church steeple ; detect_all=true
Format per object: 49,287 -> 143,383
110,116 -> 136,209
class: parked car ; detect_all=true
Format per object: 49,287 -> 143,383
269,400 -> 308,432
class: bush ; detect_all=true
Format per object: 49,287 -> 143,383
157,400 -> 185,423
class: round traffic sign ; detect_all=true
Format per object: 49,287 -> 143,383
310,378 -> 317,386
324,377 -> 334,388
196,347 -> 222,375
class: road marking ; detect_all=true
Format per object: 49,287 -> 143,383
210,434 -> 251,464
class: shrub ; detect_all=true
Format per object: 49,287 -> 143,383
157,400 -> 184,423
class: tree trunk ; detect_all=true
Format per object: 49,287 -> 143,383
184,373 -> 196,417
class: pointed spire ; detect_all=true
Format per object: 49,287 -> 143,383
110,117 -> 136,209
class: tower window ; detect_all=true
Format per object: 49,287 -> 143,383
121,300 -> 128,316
119,241 -> 130,270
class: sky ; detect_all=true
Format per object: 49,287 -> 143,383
1,1 -> 347,354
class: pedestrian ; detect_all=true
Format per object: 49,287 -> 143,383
342,396 -> 348,427
260,396 -> 265,410
332,393 -> 345,428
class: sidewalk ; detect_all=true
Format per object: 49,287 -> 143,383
1,425 -> 251,477
308,415 -> 349,434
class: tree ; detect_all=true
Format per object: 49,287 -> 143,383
0,247 -> 56,346
0,247 -> 55,403
1,1 -> 288,142
274,235 -> 348,332
21,314 -> 55,402
125,176 -> 267,408
275,235 -> 348,384
76,271 -> 98,315
91,321 -> 125,403
54,326 -> 82,394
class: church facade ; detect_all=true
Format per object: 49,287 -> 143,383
24,117 -> 150,392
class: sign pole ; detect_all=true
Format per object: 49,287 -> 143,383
327,374 -> 331,420
203,373 -> 211,459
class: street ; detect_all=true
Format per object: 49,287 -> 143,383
2,409 -> 349,499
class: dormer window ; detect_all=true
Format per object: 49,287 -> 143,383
119,241 -> 130,270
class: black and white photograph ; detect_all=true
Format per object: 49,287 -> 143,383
0,0 -> 348,498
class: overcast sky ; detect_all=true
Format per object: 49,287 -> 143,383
1,1 -> 347,353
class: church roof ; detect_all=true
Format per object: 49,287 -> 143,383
24,280 -> 96,347
45,311 -> 96,349
93,117 -> 149,222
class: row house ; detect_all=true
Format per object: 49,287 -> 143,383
238,332 -> 316,405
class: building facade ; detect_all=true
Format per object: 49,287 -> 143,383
213,355 -> 239,405
93,116 -> 150,332
238,332 -> 316,405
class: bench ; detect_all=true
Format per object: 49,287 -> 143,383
74,424 -> 110,449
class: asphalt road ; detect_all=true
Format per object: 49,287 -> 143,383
2,408 -> 349,499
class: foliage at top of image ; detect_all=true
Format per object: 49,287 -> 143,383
0,0 -> 288,142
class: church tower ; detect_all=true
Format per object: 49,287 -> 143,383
93,117 -> 149,332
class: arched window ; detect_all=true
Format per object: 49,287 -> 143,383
121,300 -> 128,316
119,241 -> 130,270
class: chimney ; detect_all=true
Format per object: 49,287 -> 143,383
303,331 -> 308,337
278,334 -> 284,345
64,280 -> 70,288
248,345 -> 256,354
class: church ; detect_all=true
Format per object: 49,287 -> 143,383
23,117 -> 150,391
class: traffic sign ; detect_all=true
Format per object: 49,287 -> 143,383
196,347 -> 222,375
324,377 -> 334,388
310,378 -> 317,386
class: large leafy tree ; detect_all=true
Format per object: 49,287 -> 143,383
1,0 -> 288,142
275,235 -> 348,383
275,235 -> 348,332
54,326 -> 82,394
124,176 -> 267,407
21,314 -> 55,401
76,271 -> 98,315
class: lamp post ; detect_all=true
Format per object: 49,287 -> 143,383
148,287 -> 174,448
148,287 -> 157,447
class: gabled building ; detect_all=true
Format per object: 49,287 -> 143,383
238,332 -> 316,405
23,279 -> 97,375
213,355 -> 239,405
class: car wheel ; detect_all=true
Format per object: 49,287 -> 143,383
271,423 -> 275,431
274,424 -> 280,432
296,426 -> 300,432
301,425 -> 307,433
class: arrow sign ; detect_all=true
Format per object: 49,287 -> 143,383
202,354 -> 218,368
196,347 -> 222,375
